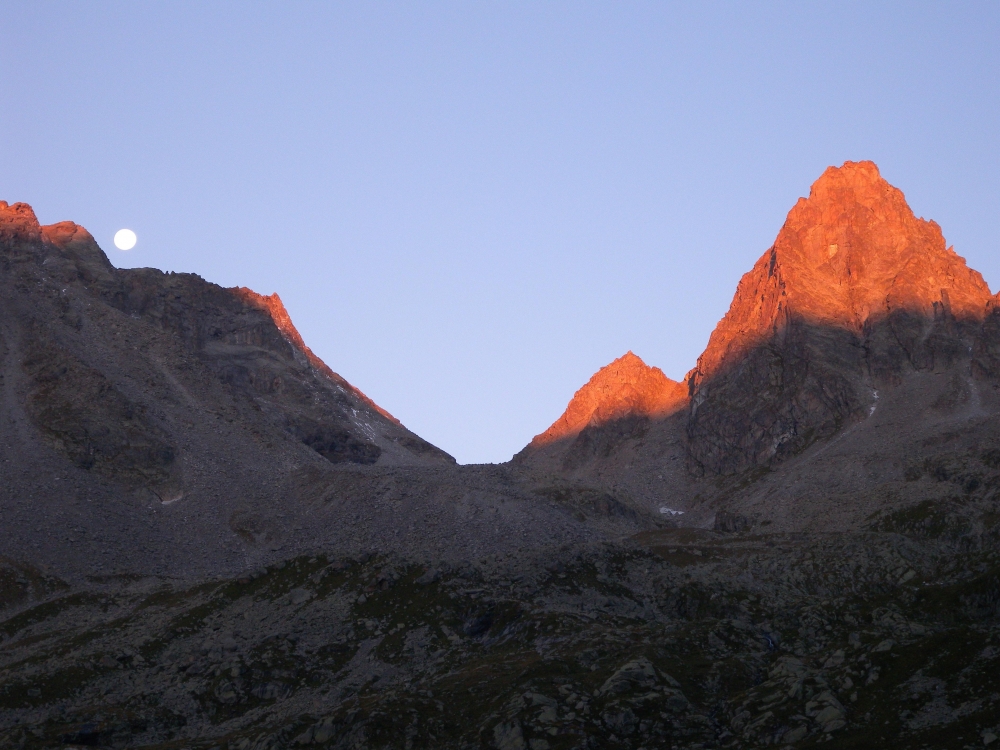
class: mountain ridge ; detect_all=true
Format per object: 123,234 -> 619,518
523,161 -> 999,480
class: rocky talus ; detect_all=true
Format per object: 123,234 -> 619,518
2,504 -> 999,750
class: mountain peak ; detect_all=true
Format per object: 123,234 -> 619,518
683,161 -> 996,475
809,159 -> 886,199
529,352 -> 687,447
690,161 -> 993,390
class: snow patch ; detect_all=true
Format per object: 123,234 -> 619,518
158,491 -> 185,506
659,507 -> 684,516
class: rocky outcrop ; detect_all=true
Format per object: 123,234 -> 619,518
973,293 -> 1000,381
685,161 -> 994,475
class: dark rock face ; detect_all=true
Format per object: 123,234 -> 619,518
0,200 -> 452,481
687,318 -> 871,476
290,419 -> 382,464
973,295 -> 1000,380
22,332 -> 180,490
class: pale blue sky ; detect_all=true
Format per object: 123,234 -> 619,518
3,2 -> 999,463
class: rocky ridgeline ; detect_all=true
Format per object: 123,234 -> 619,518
523,162 -> 1000,482
3,162 -> 1000,750
0,200 -> 452,484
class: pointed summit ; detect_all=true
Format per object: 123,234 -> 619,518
690,161 -> 992,393
529,352 -> 687,447
687,161 -> 994,475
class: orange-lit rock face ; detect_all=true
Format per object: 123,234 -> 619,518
231,288 -> 312,359
1,202 -> 115,283
531,352 -> 687,447
230,287 -> 400,425
690,161 -> 992,391
0,201 -> 44,245
0,202 -> 94,250
686,161 -> 995,475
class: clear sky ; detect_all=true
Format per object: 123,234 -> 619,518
3,2 -> 999,464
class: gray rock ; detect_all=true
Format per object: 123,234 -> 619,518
599,656 -> 659,695
493,721 -> 526,750
415,569 -> 441,585
815,705 -> 846,732
783,725 -> 808,743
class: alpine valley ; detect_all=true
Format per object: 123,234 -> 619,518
2,162 -> 999,750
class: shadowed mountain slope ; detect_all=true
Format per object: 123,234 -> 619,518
0,202 -> 636,579
0,200 -> 453,480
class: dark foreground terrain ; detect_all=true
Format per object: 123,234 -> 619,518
2,505 -> 999,749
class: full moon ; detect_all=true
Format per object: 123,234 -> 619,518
113,229 -> 137,250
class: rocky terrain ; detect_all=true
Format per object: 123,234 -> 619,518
2,161 -> 999,748
2,503 -> 998,749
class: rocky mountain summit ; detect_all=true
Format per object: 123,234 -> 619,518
687,160 -> 994,476
524,352 -> 687,451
